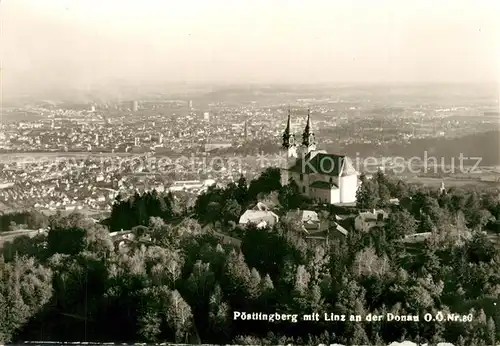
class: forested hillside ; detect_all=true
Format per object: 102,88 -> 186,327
215,129 -> 500,165
1,169 -> 500,345
340,130 -> 500,166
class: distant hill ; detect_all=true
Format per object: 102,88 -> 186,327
338,130 -> 500,166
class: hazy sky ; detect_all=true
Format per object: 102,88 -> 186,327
2,0 -> 500,94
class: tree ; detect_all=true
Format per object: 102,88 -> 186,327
144,246 -> 183,287
359,173 -> 368,184
377,184 -> 391,208
223,182 -> 239,201
373,170 -> 387,186
132,225 -> 149,239
25,210 -> 49,229
335,276 -> 366,314
259,167 -> 282,192
256,191 -> 280,211
236,174 -> 249,206
186,261 -> 215,302
421,196 -> 442,223
306,244 -> 330,287
465,192 -> 481,222
486,317 -> 496,346
208,285 -> 230,340
248,268 -> 262,300
85,225 -> 114,257
166,290 -> 193,343
419,213 -> 436,233
293,265 -> 311,295
349,323 -> 370,345
247,167 -> 282,201
471,209 -> 494,231
222,199 -> 242,225
2,235 -> 43,262
137,286 -> 170,342
207,202 -> 222,225
170,191 -> 192,217
393,180 -> 409,199
137,309 -> 162,342
260,274 -> 274,293
291,265 -> 312,311
0,256 -> 53,342
8,221 -> 18,232
194,187 -> 224,223
450,190 -> 467,213
222,250 -> 251,306
308,284 -> 323,311
352,247 -> 390,279
356,180 -> 379,210
405,284 -> 434,312
47,222 -> 87,256
384,209 -> 417,240
6,176 -> 500,344
278,179 -> 302,210
466,232 -> 497,263
149,216 -> 167,233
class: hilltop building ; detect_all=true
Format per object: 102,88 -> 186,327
354,209 -> 389,232
239,202 -> 279,229
280,108 -> 359,204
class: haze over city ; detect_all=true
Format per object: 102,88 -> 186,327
2,0 -> 500,98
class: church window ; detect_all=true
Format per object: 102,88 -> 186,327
299,174 -> 303,181
302,186 -> 306,193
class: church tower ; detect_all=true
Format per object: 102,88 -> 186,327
282,106 -> 298,157
439,180 -> 447,195
280,107 -> 298,186
301,108 -> 316,157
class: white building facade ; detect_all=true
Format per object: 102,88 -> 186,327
280,108 -> 359,204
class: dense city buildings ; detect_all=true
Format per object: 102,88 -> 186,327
0,86 -> 499,215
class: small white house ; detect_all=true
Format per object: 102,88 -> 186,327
239,203 -> 279,229
354,209 -> 389,232
287,209 -> 321,232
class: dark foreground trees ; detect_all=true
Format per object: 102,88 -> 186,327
0,171 -> 499,344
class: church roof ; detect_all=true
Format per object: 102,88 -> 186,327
288,152 -> 356,177
309,180 -> 338,189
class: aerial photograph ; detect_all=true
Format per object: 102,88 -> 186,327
0,0 -> 499,345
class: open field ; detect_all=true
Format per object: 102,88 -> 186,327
37,208 -> 110,218
405,176 -> 500,188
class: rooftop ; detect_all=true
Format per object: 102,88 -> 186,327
288,151 -> 357,177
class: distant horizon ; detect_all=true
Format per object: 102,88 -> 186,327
3,81 -> 499,105
2,78 -> 499,99
5,80 -> 500,91
2,0 -> 499,98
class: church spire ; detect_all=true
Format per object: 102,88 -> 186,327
282,106 -> 293,149
302,108 -> 315,147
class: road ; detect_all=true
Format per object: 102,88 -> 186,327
0,229 -> 43,247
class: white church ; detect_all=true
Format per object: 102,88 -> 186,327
280,108 -> 360,205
